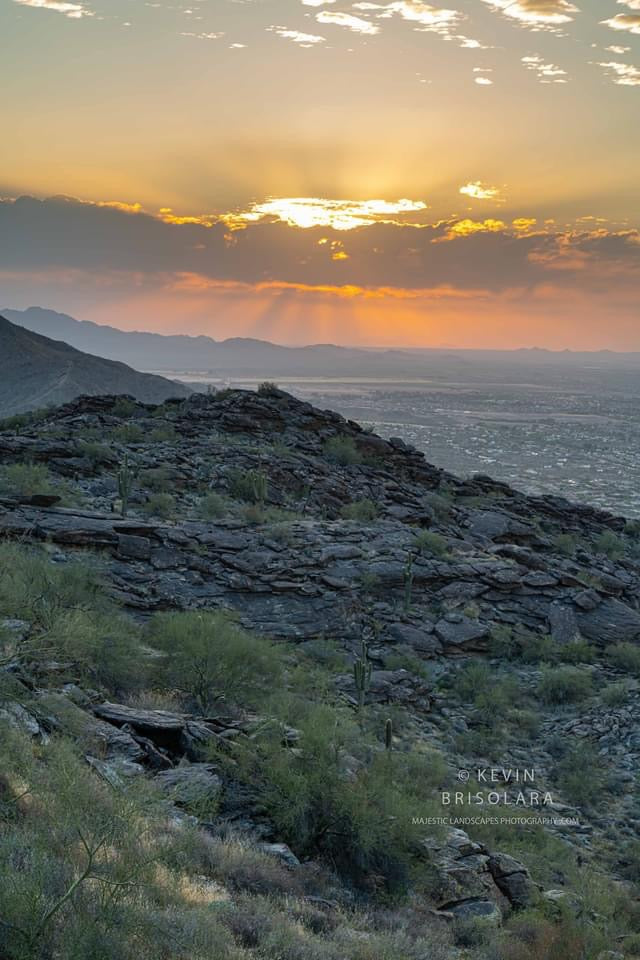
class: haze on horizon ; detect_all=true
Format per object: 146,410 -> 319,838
1,0 -> 639,350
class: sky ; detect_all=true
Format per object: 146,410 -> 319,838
1,0 -> 639,349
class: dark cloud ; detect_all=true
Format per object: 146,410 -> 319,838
1,195 -> 638,296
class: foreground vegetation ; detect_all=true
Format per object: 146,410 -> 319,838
1,541 -> 639,958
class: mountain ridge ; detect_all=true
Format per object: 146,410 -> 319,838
6,308 -> 640,379
0,314 -> 191,417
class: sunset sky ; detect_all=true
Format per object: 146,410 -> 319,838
1,0 -> 639,349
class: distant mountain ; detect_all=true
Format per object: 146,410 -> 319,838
3,307 -> 372,375
0,315 -> 191,418
3,307 -> 471,377
5,307 -> 640,386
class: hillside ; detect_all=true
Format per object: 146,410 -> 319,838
1,387 -> 640,959
0,314 -> 191,417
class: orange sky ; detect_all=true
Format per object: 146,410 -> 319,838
1,0 -> 639,348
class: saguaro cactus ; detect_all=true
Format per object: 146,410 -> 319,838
353,637 -> 372,715
117,454 -> 135,517
403,551 -> 414,614
385,717 -> 393,753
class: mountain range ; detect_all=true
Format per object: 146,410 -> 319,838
0,314 -> 191,418
6,307 -> 640,386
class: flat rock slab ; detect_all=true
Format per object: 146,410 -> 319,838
93,702 -> 185,731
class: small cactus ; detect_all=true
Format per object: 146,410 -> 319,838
403,551 -> 414,614
353,637 -> 372,715
117,454 -> 136,517
385,717 -> 393,752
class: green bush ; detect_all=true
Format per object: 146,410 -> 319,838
601,681 -> 631,707
111,397 -> 138,418
111,423 -> 145,443
450,661 -> 493,702
147,610 -> 285,713
140,466 -> 175,493
0,406 -> 50,433
142,492 -> 176,519
489,624 -> 519,659
554,743 -> 606,808
606,642 -> 640,676
0,724 -> 238,960
77,440 -> 113,465
198,491 -> 230,519
0,462 -> 81,506
537,666 -> 593,705
218,698 -> 445,895
340,499 -> 378,522
229,468 -> 268,504
257,381 -> 279,396
413,530 -> 448,558
554,533 -> 578,557
594,530 -> 625,560
0,543 -> 145,693
323,436 -> 362,466
496,629 -> 593,666
148,423 -> 177,442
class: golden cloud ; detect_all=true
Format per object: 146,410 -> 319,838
316,10 -> 379,33
522,55 -> 568,82
267,26 -> 326,46
221,197 -> 429,230
480,0 -> 578,29
601,14 -> 640,34
439,218 -> 507,239
596,60 -> 640,84
460,181 -> 502,200
13,0 -> 93,17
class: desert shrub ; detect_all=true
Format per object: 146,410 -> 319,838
323,436 -> 362,466
168,829 -> 305,897
198,491 -> 230,519
423,490 -> 452,521
111,397 -> 138,418
489,624 -> 519,659
474,675 -> 522,723
619,840 -> 640,884
143,492 -> 176,519
553,533 -> 578,557
112,422 -> 145,443
606,642 -> 640,676
509,708 -> 540,738
140,466 -> 175,493
229,468 -> 268,504
0,724 -> 239,960
218,699 -> 444,895
495,912 -> 588,960
149,423 -> 177,442
257,381 -> 279,396
594,529 -> 625,560
554,639 -> 594,664
0,543 -> 144,693
554,743 -> 607,808
502,630 -> 593,666
452,916 -> 494,947
0,462 -> 81,506
413,530 -> 448,558
601,680 -> 631,707
340,499 -> 378,522
450,661 -> 493,702
147,609 -> 284,713
536,666 -> 593,705
0,406 -> 50,433
77,440 -> 113,465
